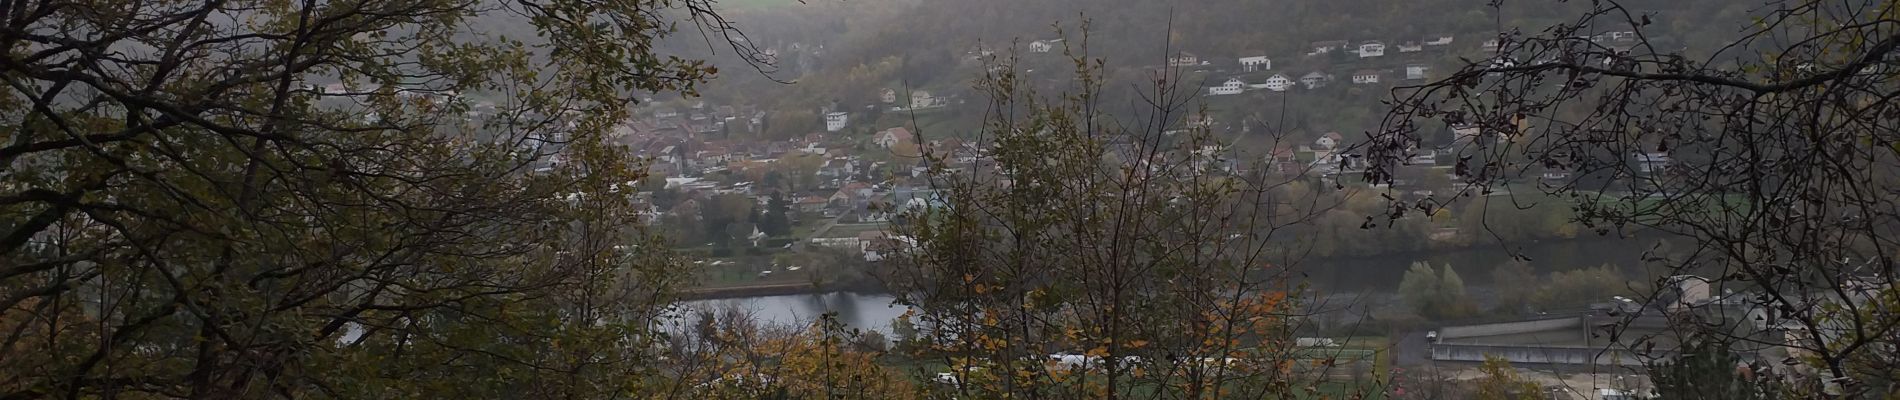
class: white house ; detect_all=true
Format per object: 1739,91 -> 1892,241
1238,56 -> 1272,72
1257,74 -> 1294,91
909,90 -> 937,109
1357,41 -> 1386,58
1168,52 -> 1200,67
1299,72 -> 1332,89
1316,132 -> 1344,149
1397,42 -> 1424,52
874,127 -> 913,149
1351,70 -> 1380,84
654,107 -> 681,119
1309,40 -> 1349,55
1029,39 -> 1064,53
1405,64 -> 1431,80
824,112 -> 849,132
1424,34 -> 1454,46
879,88 -> 898,104
1207,77 -> 1247,96
1485,57 -> 1519,76
1452,124 -> 1483,142
1636,152 -> 1672,174
1482,38 -> 1502,52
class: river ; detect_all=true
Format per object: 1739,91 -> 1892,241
677,235 -> 1672,335
677,291 -> 906,335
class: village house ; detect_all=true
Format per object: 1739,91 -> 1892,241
1397,41 -> 1424,52
1238,55 -> 1272,72
824,112 -> 849,132
908,90 -> 937,109
799,142 -> 826,155
1405,64 -> 1431,80
1029,38 -> 1064,53
1300,72 -> 1333,89
1167,51 -> 1201,67
879,88 -> 898,104
968,45 -> 996,59
874,127 -> 914,149
668,198 -> 702,219
829,182 -> 874,209
1635,152 -> 1672,174
861,233 -> 915,262
1452,124 -> 1483,143
818,156 -> 856,178
1357,41 -> 1386,58
694,146 -> 735,165
1351,70 -> 1381,84
1256,74 -> 1294,91
795,196 -> 830,213
1188,114 -> 1215,128
1408,148 -> 1440,165
1451,122 -> 1520,146
1316,132 -> 1344,149
1305,147 -> 1345,175
1207,77 -> 1247,96
1308,40 -> 1349,55
1266,145 -> 1299,174
654,107 -> 681,120
1424,34 -> 1454,46
1482,38 -> 1502,52
765,142 -> 794,157
1486,57 -> 1519,76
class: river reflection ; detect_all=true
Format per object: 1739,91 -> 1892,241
676,292 -> 907,335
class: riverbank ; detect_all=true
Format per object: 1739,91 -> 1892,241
680,280 -> 886,301
679,282 -> 816,300
680,232 -> 1675,300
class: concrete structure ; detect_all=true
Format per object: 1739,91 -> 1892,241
1167,52 -> 1200,67
1300,72 -> 1332,89
1029,39 -> 1063,53
1351,70 -> 1380,84
1635,152 -> 1671,174
1239,56 -> 1271,72
1309,40 -> 1349,55
824,112 -> 849,132
1357,41 -> 1386,58
1207,77 -> 1246,96
874,127 -> 913,149
1256,74 -> 1294,91
1667,275 -> 1711,311
1430,314 -> 1679,366
1431,343 -> 1652,366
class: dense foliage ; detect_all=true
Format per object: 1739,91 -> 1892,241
0,0 -> 721,396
